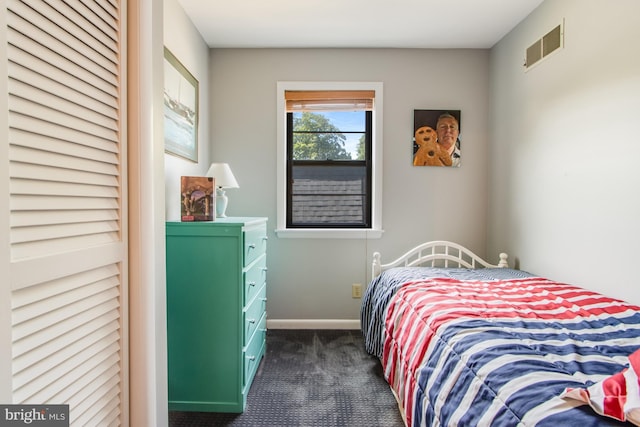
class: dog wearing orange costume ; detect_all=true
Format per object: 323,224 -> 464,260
413,125 -> 452,166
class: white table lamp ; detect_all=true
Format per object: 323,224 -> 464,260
206,163 -> 239,218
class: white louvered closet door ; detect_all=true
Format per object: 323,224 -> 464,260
5,0 -> 127,425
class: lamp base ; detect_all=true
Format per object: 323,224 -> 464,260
216,188 -> 228,218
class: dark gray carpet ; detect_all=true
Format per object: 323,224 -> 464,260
169,329 -> 405,426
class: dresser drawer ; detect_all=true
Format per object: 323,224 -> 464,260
243,313 -> 266,387
244,226 -> 267,267
243,284 -> 266,344
244,254 -> 267,305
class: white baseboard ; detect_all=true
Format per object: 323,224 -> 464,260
266,319 -> 361,330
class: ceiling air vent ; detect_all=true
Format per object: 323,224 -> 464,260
525,22 -> 563,70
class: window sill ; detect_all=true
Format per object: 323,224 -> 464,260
275,228 -> 384,239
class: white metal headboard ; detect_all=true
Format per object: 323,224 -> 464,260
372,240 -> 509,278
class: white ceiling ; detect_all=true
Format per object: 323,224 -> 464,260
177,0 -> 544,49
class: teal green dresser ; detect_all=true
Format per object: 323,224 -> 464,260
166,217 -> 268,412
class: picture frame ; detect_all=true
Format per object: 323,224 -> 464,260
180,176 -> 215,221
164,47 -> 199,162
413,109 -> 461,167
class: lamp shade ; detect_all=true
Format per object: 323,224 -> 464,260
205,163 -> 239,189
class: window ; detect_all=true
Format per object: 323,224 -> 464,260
276,82 -> 383,238
287,98 -> 372,228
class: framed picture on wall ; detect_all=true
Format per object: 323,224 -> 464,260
164,47 -> 199,162
413,109 -> 461,167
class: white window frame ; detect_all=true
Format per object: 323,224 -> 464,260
276,81 -> 384,239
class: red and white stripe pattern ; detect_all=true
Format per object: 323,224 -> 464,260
563,348 -> 640,425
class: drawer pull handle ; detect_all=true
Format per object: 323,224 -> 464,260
262,236 -> 269,241
249,318 -> 256,324
248,243 -> 256,249
261,298 -> 267,302
249,281 -> 256,287
262,267 -> 268,272
248,355 -> 256,361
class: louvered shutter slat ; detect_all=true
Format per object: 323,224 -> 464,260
11,234 -> 121,260
9,96 -> 118,139
11,195 -> 119,212
11,146 -> 118,175
73,382 -> 121,426
15,349 -> 121,404
12,221 -> 120,244
12,210 -> 119,228
12,265 -> 120,310
9,118 -> 118,154
13,316 -> 120,377
10,79 -> 118,128
71,365 -> 121,425
8,45 -> 119,110
74,0 -> 119,32
13,287 -> 120,343
10,128 -> 119,162
9,63 -> 119,120
13,312 -> 120,370
13,323 -> 120,387
10,163 -> 118,186
12,276 -> 119,324
37,0 -> 119,52
12,180 -> 119,199
8,3 -> 118,79
6,30 -> 117,94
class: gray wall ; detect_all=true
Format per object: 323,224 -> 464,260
164,0 -> 211,218
208,48 -> 492,322
165,0 -> 640,322
489,0 -> 640,304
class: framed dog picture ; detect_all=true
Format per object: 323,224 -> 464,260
413,109 -> 461,167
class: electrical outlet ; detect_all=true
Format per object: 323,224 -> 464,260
352,283 -> 362,299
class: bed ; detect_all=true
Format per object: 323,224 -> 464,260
360,241 -> 640,426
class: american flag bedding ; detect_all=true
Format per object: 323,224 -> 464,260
381,276 -> 640,426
